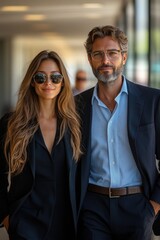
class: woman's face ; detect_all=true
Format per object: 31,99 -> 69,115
32,59 -> 63,102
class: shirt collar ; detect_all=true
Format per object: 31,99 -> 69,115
91,75 -> 128,105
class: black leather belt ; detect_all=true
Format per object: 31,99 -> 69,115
88,184 -> 143,198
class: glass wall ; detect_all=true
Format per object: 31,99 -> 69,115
117,0 -> 150,86
150,0 -> 160,88
134,0 -> 149,85
123,0 -> 135,81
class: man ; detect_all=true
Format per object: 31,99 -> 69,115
75,25 -> 160,240
72,69 -> 88,95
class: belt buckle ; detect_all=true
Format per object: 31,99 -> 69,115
109,188 -> 120,198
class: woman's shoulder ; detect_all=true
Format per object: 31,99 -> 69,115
0,112 -> 13,124
0,112 -> 13,137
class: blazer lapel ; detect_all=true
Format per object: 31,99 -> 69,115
127,80 -> 144,159
27,135 -> 36,179
63,131 -> 77,229
76,89 -> 93,213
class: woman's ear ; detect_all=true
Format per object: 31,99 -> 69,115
61,81 -> 64,87
31,81 -> 35,87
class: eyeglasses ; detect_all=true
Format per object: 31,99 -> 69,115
91,49 -> 123,61
33,72 -> 63,84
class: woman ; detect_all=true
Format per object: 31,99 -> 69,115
0,50 -> 82,240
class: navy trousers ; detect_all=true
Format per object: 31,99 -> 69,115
77,191 -> 155,240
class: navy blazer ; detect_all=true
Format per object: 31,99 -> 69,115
75,79 -> 160,235
0,113 -> 78,237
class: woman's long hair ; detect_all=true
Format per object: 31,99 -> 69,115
4,50 -> 82,175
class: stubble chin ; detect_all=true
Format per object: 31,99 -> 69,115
92,64 -> 123,84
93,69 -> 117,84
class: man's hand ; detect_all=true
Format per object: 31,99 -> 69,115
150,200 -> 160,215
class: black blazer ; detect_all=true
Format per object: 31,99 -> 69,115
75,79 -> 160,235
0,113 -> 78,237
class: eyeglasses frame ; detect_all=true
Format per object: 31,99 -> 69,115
90,49 -> 125,61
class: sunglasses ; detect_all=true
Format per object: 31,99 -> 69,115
33,72 -> 63,84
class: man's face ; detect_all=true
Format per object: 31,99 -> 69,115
88,36 -> 127,84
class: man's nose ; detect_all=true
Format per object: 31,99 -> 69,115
102,52 -> 110,62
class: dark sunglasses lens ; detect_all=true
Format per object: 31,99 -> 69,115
34,73 -> 45,84
51,73 -> 63,84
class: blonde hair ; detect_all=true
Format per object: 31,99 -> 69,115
4,50 -> 82,175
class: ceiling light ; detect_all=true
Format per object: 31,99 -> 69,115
83,3 -> 102,8
1,6 -> 29,12
24,15 -> 45,21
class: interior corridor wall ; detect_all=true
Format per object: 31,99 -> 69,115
0,38 -> 12,117
0,34 -> 92,117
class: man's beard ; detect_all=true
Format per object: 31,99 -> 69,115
92,61 -> 124,84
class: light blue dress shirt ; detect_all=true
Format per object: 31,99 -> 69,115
89,77 -> 142,188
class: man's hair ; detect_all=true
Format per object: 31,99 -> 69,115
84,25 -> 128,55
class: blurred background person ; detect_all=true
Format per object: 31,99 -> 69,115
72,69 -> 88,95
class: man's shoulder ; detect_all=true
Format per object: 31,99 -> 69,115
75,87 -> 94,101
126,79 -> 160,95
74,87 -> 94,114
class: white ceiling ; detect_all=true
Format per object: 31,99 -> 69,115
0,0 -> 126,102
0,0 -> 124,41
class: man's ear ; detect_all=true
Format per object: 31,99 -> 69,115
123,52 -> 128,65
